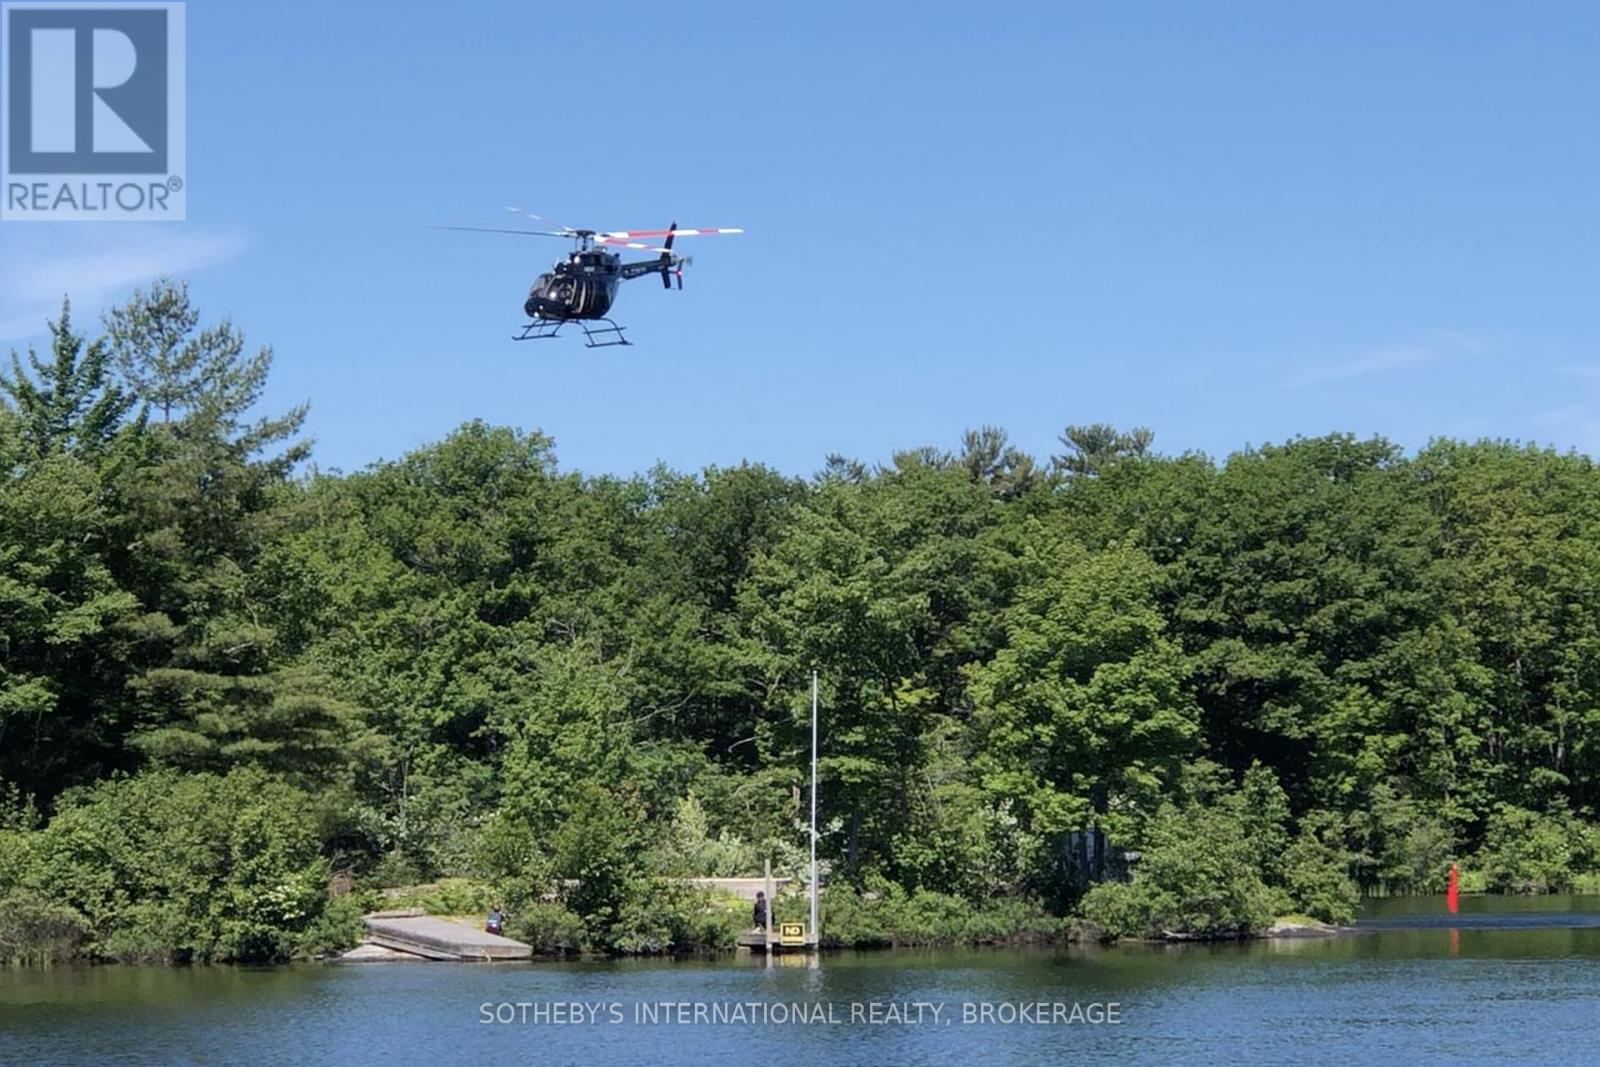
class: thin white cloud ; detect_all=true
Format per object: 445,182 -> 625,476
0,229 -> 246,343
1273,335 -> 1491,392
1535,404 -> 1600,457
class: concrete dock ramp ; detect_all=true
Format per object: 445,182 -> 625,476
360,914 -> 533,961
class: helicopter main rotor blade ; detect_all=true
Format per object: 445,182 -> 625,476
595,227 -> 744,239
430,225 -> 571,238
506,206 -> 575,232
593,237 -> 675,253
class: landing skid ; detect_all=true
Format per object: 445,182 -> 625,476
513,317 -> 632,348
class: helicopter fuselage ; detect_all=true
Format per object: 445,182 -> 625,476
524,240 -> 683,322
525,248 -> 623,321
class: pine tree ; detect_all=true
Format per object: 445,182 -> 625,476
1,300 -> 133,458
0,305 -> 139,797
1051,423 -> 1154,477
101,284 -> 351,782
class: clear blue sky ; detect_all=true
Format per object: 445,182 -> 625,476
4,0 -> 1599,475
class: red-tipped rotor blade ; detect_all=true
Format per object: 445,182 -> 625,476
595,227 -> 743,239
593,237 -> 673,253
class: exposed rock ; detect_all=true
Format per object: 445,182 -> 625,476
336,941 -> 421,962
1264,919 -> 1339,938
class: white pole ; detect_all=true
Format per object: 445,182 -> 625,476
810,669 -> 819,943
764,856 -> 774,952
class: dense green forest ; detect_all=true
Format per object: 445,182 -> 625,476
4,282 -> 1599,962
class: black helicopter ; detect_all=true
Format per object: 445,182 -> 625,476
439,208 -> 743,347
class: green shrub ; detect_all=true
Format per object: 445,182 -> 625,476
38,768 -> 342,962
0,889 -> 89,964
818,884 -> 893,948
661,887 -> 747,952
660,795 -> 758,878
508,902 -> 586,957
1569,870 -> 1600,894
957,896 -> 1065,943
1349,788 -> 1459,893
818,880 -> 1061,948
1280,832 -> 1360,924
1075,881 -> 1155,940
548,781 -> 649,942
0,826 -> 42,895
894,887 -> 971,943
1079,803 -> 1278,939
1079,767 -> 1361,939
1387,817 -> 1459,894
1478,805 -> 1592,893
606,883 -> 744,955
377,877 -> 495,917
607,907 -> 673,955
367,851 -> 427,890
295,892 -> 366,958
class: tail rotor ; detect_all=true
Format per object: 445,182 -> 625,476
658,222 -> 677,289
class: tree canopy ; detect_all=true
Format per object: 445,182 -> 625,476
5,284 -> 1600,958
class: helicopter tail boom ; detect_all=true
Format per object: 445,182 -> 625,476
619,254 -> 686,286
614,222 -> 687,289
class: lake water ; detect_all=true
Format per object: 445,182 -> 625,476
4,896 -> 1600,1066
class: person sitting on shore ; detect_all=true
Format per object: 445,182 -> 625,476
752,891 -> 767,931
485,904 -> 504,936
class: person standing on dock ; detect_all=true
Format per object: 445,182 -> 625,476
485,904 -> 504,936
752,891 -> 767,931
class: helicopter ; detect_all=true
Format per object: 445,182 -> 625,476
438,208 -> 743,347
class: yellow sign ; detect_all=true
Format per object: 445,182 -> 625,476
779,922 -> 806,945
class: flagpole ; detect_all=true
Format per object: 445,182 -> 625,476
810,669 -> 819,943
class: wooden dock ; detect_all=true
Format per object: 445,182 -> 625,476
732,859 -> 818,955
350,913 -> 533,962
736,929 -> 817,954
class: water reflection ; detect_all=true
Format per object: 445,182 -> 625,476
1,896 -> 1598,1066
